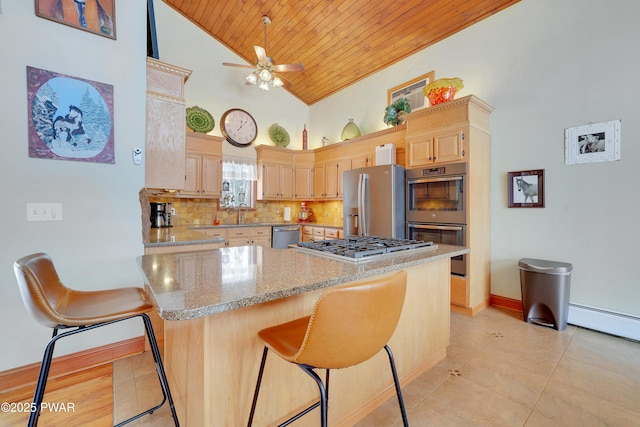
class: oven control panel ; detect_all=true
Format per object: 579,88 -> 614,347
421,166 -> 446,176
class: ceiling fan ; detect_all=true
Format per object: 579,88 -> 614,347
223,15 -> 304,90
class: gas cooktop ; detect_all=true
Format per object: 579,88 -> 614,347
293,236 -> 436,263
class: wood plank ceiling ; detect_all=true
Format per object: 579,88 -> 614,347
162,0 -> 520,105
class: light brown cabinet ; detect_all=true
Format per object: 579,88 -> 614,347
314,159 -> 350,199
301,225 -> 342,242
197,226 -> 272,248
294,152 -> 314,200
145,58 -> 191,190
406,128 -> 466,167
405,95 -> 493,315
256,146 -> 295,200
350,152 -> 375,169
180,133 -> 223,198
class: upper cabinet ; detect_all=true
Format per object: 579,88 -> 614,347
294,152 -> 315,200
145,58 -> 191,190
406,128 -> 465,167
179,132 -> 223,198
256,146 -> 295,200
405,95 -> 492,168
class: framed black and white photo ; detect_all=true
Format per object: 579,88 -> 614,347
565,119 -> 621,165
508,169 -> 544,208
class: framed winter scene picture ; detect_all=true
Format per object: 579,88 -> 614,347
508,169 -> 545,208
27,66 -> 114,164
36,0 -> 116,39
565,119 -> 621,165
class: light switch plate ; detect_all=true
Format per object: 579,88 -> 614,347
27,203 -> 63,221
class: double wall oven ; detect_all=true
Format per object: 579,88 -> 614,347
406,162 -> 467,276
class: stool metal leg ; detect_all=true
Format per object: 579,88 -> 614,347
27,315 -> 179,427
384,345 -> 409,427
247,346 -> 269,427
298,365 -> 327,427
28,328 -> 60,427
113,313 -> 180,426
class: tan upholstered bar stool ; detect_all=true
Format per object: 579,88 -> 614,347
13,253 -> 180,427
247,270 -> 410,427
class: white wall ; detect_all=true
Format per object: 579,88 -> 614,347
0,1 -> 148,371
153,1 -> 309,158
311,0 -> 640,318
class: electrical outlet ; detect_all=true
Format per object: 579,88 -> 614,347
27,203 -> 63,221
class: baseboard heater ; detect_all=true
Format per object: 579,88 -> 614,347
568,303 -> 640,341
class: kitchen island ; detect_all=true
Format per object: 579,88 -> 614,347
138,243 -> 468,426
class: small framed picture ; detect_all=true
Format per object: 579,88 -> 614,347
36,0 -> 116,39
565,119 -> 621,165
387,71 -> 435,111
508,170 -> 544,208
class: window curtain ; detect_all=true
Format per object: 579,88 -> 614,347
222,157 -> 257,181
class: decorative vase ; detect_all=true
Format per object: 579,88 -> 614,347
302,124 -> 308,150
341,118 -> 361,140
423,78 -> 464,105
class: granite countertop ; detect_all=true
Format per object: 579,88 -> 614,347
146,223 -> 341,247
137,244 -> 469,321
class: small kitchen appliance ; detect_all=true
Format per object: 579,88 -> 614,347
297,202 -> 312,223
150,202 -> 173,228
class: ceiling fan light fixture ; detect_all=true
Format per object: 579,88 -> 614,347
246,73 -> 257,85
259,68 -> 272,82
223,15 -> 302,92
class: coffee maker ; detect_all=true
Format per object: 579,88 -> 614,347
150,202 -> 173,228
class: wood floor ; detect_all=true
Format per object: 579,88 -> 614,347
2,306 -> 639,426
0,363 -> 113,427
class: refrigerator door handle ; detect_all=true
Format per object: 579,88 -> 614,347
358,173 -> 368,236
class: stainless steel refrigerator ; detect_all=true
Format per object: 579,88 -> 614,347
343,164 -> 405,238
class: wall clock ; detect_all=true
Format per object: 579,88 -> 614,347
220,108 -> 258,147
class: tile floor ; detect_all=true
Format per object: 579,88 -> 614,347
114,307 -> 640,426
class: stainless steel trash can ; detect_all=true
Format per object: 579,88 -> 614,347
519,258 -> 573,331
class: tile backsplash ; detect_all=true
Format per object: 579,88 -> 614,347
147,196 -> 344,227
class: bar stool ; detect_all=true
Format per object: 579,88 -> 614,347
13,253 -> 180,427
247,270 -> 409,427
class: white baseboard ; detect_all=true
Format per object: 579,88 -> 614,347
568,303 -> 640,341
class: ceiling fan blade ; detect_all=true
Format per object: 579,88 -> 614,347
254,46 -> 268,63
222,62 -> 255,69
272,63 -> 304,72
277,74 -> 295,88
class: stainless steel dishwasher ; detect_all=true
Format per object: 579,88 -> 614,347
272,225 -> 301,248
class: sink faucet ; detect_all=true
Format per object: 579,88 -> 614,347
237,203 -> 248,224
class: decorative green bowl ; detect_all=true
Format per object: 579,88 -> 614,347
186,106 -> 215,133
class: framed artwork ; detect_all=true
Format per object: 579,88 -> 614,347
508,169 -> 544,208
36,0 -> 116,39
27,66 -> 115,164
565,119 -> 621,165
387,71 -> 435,111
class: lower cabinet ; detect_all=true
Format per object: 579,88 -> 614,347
197,226 -> 272,248
301,225 -> 343,242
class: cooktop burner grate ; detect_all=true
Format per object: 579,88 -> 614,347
296,236 -> 434,259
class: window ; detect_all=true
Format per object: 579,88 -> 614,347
221,157 -> 257,209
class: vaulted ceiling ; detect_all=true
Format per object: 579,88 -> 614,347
162,0 -> 520,105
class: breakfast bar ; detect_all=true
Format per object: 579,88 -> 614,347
138,243 -> 468,426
